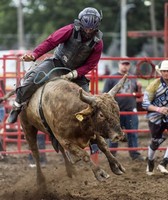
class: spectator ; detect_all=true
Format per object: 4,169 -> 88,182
142,60 -> 168,175
28,132 -> 47,168
103,59 -> 145,161
0,79 -> 6,161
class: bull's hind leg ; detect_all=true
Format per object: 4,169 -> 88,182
23,125 -> 46,186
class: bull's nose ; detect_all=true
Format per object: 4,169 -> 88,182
111,132 -> 126,142
111,134 -> 120,142
113,125 -> 124,137
120,133 -> 127,142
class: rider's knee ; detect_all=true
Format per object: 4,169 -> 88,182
150,137 -> 166,151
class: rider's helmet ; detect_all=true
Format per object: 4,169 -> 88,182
78,7 -> 102,30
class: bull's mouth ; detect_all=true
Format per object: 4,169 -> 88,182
111,133 -> 126,142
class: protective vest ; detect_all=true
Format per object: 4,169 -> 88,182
54,20 -> 103,70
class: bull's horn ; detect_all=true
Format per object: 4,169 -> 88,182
108,74 -> 127,96
79,89 -> 96,105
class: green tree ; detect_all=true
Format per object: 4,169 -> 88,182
0,0 -> 166,56
0,0 -> 17,49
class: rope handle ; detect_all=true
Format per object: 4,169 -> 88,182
33,67 -> 71,84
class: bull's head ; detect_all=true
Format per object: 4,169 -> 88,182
75,74 -> 127,142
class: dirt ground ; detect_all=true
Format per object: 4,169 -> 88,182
1,137 -> 168,200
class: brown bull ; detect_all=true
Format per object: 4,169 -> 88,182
4,74 -> 127,185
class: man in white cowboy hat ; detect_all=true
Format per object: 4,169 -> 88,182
142,60 -> 168,175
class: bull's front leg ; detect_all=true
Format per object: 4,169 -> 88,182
95,133 -> 125,175
63,141 -> 110,182
54,134 -> 110,181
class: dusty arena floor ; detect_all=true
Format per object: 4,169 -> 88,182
0,143 -> 168,200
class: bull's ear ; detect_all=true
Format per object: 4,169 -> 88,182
75,105 -> 93,121
108,74 -> 127,96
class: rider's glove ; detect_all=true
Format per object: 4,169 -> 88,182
21,54 -> 35,62
61,70 -> 78,80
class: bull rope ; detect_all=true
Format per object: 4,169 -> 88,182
38,80 -> 60,153
33,67 -> 71,84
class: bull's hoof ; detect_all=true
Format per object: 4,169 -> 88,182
120,165 -> 126,173
94,168 -> 110,182
111,163 -> 126,175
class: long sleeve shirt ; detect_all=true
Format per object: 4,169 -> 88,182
32,24 -> 103,77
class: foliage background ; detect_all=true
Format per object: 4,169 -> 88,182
0,0 -> 167,56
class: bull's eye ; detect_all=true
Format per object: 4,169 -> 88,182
99,113 -> 104,118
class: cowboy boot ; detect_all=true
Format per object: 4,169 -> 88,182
7,101 -> 22,124
157,158 -> 168,174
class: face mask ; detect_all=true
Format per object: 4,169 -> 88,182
80,28 -> 97,40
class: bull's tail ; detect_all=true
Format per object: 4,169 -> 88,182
0,90 -> 15,103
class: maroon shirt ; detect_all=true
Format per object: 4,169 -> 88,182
32,24 -> 103,77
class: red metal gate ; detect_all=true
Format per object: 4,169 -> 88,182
0,55 -> 167,155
